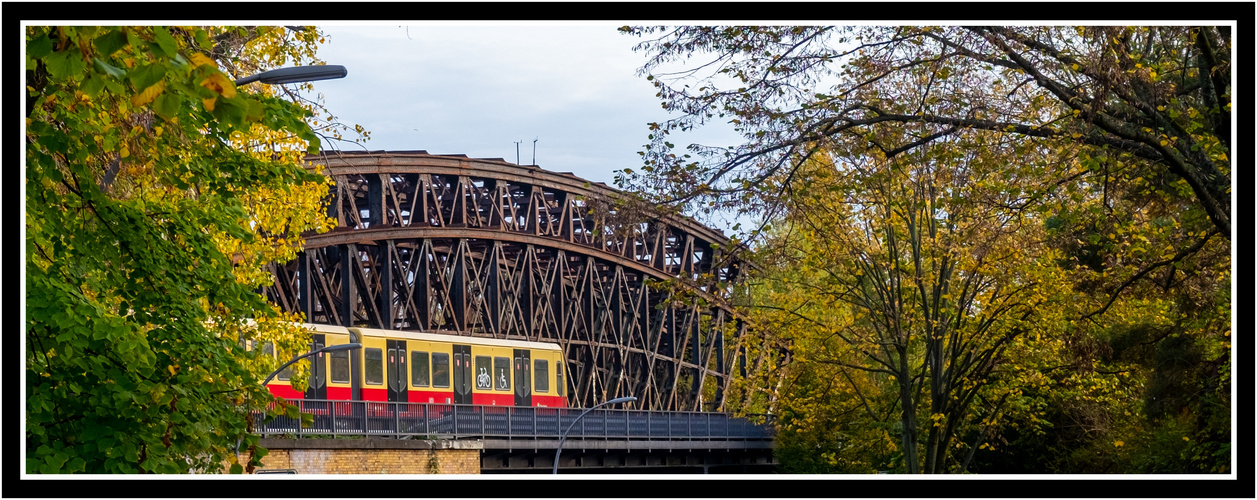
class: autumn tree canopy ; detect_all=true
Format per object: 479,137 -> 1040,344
25,26 -> 361,474
622,25 -> 1232,474
618,26 -> 1231,239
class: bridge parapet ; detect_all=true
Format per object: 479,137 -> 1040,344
255,399 -> 773,442
265,151 -> 753,412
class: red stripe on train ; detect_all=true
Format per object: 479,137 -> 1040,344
327,386 -> 352,400
408,389 -> 455,404
472,393 -> 516,406
267,384 -> 305,400
531,394 -> 566,407
269,385 -> 566,408
360,387 -> 388,401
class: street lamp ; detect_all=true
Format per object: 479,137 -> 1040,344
237,342 -> 361,464
261,342 -> 361,387
552,396 -> 637,474
233,65 -> 348,86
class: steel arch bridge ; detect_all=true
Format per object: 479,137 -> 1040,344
264,151 -> 750,412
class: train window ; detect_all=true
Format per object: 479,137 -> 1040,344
494,357 -> 510,391
534,359 -> 549,393
364,348 -> 383,385
263,343 -> 293,382
330,349 -> 350,383
475,356 -> 492,389
432,352 -> 450,388
412,351 -> 429,387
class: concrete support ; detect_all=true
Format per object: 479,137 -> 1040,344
255,438 -> 483,474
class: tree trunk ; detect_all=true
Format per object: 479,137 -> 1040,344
897,364 -> 919,473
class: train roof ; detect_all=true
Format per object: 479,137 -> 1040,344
303,323 -> 353,334
347,327 -> 562,352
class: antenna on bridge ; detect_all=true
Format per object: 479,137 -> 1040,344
532,137 -> 538,166
514,140 -> 522,165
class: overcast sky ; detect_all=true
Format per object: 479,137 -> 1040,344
306,23 -> 740,187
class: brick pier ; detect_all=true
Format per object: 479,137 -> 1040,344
256,438 -> 482,474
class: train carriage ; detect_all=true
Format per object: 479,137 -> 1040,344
264,325 -> 567,408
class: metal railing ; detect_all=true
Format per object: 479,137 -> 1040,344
254,400 -> 773,441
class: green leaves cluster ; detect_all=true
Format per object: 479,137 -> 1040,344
25,26 -> 330,473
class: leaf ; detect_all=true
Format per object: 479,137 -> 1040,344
131,81 -> 165,107
93,58 -> 126,79
81,74 -> 106,97
27,33 -> 54,60
211,98 -> 247,128
199,72 -> 236,99
128,63 -> 166,90
242,96 -> 264,122
153,93 -> 181,119
94,29 -> 129,57
65,457 -> 87,473
44,49 -> 88,79
44,451 -> 69,472
188,53 -> 217,68
151,27 -> 178,58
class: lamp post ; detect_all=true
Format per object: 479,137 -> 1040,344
261,342 -> 361,387
233,65 -> 348,86
552,396 -> 637,474
239,342 -> 362,457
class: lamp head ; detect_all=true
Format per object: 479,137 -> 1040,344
235,65 -> 348,86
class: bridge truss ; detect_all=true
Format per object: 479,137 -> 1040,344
264,151 -> 750,412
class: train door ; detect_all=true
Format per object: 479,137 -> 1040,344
452,344 -> 472,404
305,334 -> 327,399
386,339 -> 407,402
513,349 -> 531,407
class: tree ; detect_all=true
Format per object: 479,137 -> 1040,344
751,130 -> 1080,473
617,26 -> 1231,239
25,26 -> 355,473
619,25 -> 1231,474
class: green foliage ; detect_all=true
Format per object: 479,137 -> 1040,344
25,25 -> 340,474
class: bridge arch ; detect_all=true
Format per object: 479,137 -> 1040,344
264,151 -> 750,412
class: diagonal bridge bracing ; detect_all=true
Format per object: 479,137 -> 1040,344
264,151 -> 751,412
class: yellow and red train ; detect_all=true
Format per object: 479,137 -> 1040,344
265,324 -> 567,408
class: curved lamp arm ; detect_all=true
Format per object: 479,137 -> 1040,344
261,343 -> 361,387
552,396 -> 636,474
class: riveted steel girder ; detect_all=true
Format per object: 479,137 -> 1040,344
265,151 -> 750,411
